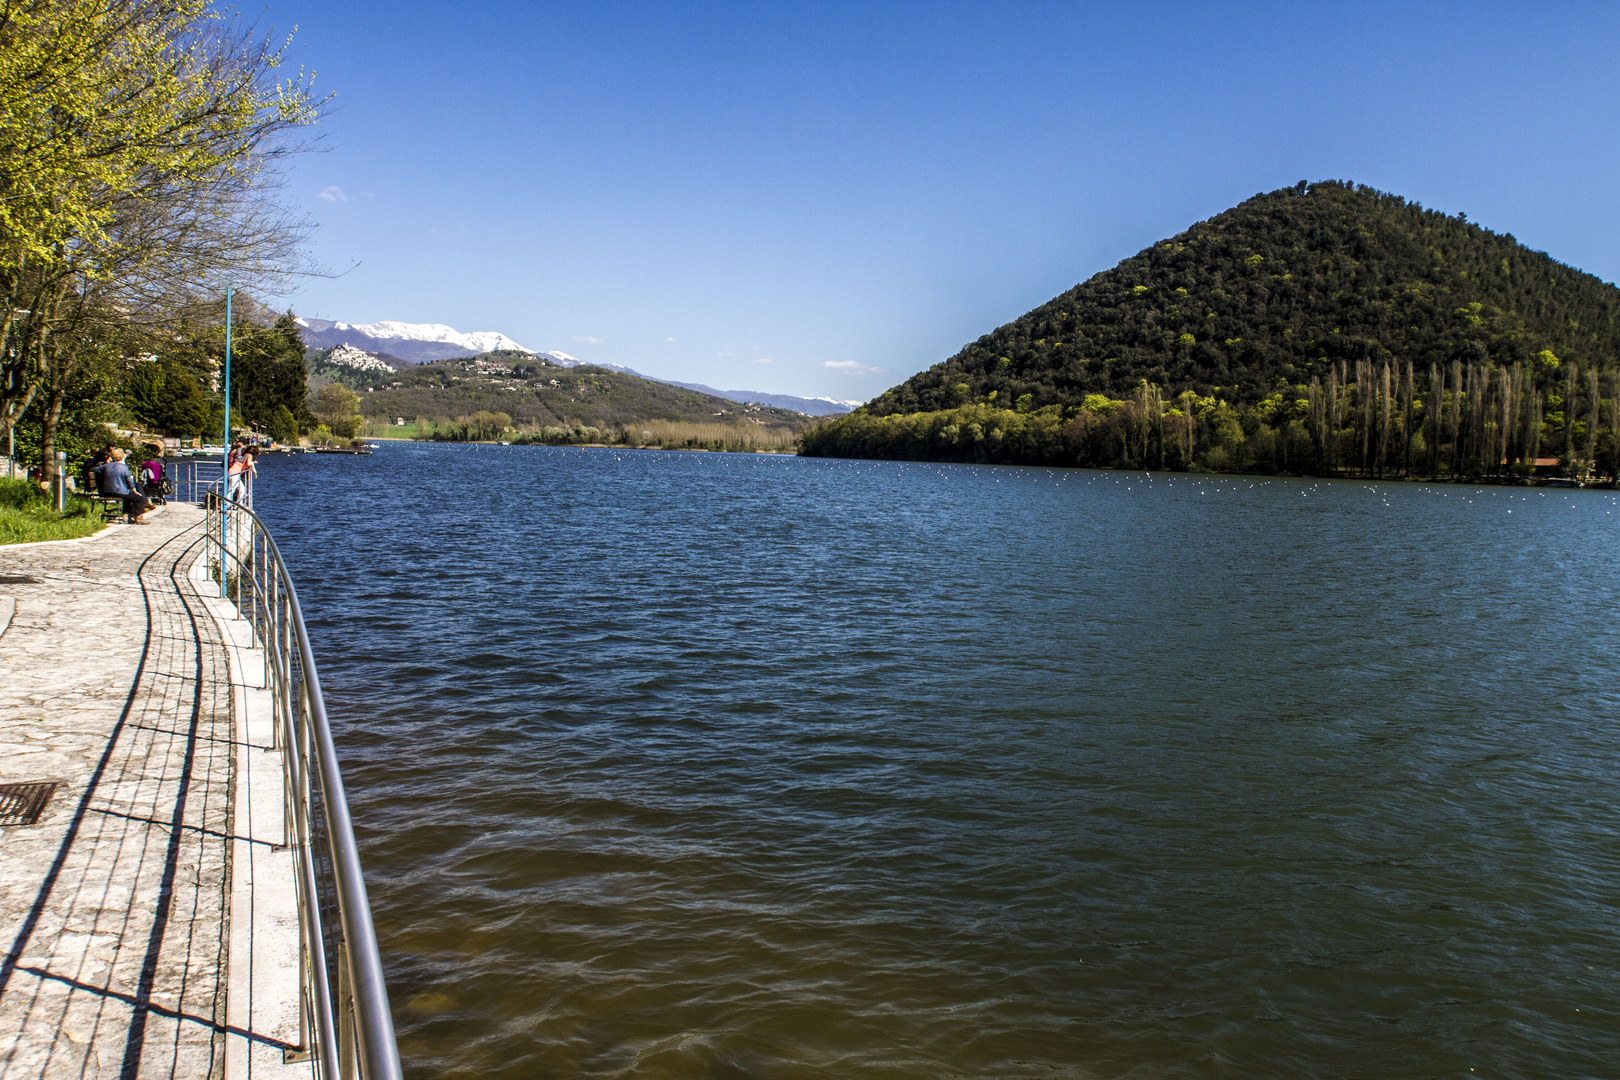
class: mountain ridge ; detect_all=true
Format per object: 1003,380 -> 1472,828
295,318 -> 529,363
294,320 -> 856,415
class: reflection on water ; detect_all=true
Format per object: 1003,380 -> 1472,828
255,444 -> 1620,1079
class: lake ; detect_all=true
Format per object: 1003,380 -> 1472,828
253,442 -> 1620,1079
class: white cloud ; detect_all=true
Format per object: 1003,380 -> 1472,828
573,335 -> 602,343
664,337 -> 677,343
317,185 -> 350,203
744,356 -> 772,364
822,361 -> 890,374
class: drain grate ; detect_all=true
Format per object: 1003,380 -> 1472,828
0,575 -> 40,585
0,782 -> 59,826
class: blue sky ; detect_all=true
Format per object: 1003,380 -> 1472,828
262,1 -> 1620,400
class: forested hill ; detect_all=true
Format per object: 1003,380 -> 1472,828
868,181 -> 1620,415
327,350 -> 811,430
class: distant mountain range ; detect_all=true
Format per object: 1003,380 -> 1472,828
294,318 -> 860,415
294,318 -> 529,364
659,381 -> 862,416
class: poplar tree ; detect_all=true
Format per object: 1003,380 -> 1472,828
1563,361 -> 1579,467
1308,375 -> 1323,461
1400,360 -> 1414,476
1427,362 -> 1443,475
1458,361 -> 1470,476
1354,360 -> 1370,474
1497,365 -> 1513,476
1373,362 -> 1386,472
1610,372 -> 1620,475
1584,368 -> 1599,475
1327,363 -> 1341,473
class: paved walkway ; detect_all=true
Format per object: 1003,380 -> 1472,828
0,506 -> 286,1079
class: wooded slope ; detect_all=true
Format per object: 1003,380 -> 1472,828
322,351 -> 809,431
868,181 -> 1620,416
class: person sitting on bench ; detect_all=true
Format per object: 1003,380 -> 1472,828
84,442 -> 114,493
90,448 -> 154,524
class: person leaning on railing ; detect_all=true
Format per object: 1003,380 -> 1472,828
227,443 -> 259,502
91,448 -> 156,524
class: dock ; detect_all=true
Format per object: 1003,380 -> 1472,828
0,505 -> 309,1078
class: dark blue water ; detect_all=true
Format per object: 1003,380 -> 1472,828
254,443 -> 1620,1079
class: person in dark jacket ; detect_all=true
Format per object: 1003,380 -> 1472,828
91,448 -> 154,523
84,442 -> 114,492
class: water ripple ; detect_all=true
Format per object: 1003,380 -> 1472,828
257,446 -> 1620,1079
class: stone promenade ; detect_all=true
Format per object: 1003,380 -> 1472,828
0,506 -> 304,1079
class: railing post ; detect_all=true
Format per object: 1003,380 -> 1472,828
337,939 -> 356,1080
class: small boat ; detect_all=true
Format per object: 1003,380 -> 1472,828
314,446 -> 374,455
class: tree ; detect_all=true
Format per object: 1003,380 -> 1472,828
230,310 -> 307,429
267,404 -> 299,445
312,383 -> 362,437
1,0 -> 324,475
461,410 -> 513,441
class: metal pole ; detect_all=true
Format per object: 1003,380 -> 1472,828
221,286 -> 232,598
55,451 -> 66,511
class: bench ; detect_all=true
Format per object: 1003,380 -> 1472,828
92,495 -> 127,521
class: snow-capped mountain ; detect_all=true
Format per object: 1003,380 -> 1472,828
296,317 -> 862,415
295,318 -> 530,365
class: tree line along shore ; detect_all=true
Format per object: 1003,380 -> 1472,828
800,353 -> 1618,482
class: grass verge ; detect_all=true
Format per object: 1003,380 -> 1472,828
0,478 -> 106,545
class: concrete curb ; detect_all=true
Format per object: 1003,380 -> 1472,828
0,502 -> 169,551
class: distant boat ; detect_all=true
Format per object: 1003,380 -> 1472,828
315,446 -> 374,455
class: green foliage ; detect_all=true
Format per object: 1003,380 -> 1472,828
507,420 -> 800,453
230,314 -> 308,431
267,405 -> 299,445
11,360 -> 129,469
428,410 -> 512,442
803,399 -> 1312,473
120,357 -> 212,437
0,0 -> 319,270
312,384 -> 363,438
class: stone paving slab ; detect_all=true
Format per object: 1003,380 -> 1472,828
0,506 -> 301,1079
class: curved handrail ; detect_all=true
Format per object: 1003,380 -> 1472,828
208,496 -> 403,1080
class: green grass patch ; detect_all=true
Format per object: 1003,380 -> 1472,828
365,422 -> 432,439
0,478 -> 106,545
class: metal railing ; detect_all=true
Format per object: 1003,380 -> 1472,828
162,455 -> 225,503
204,494 -> 403,1080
